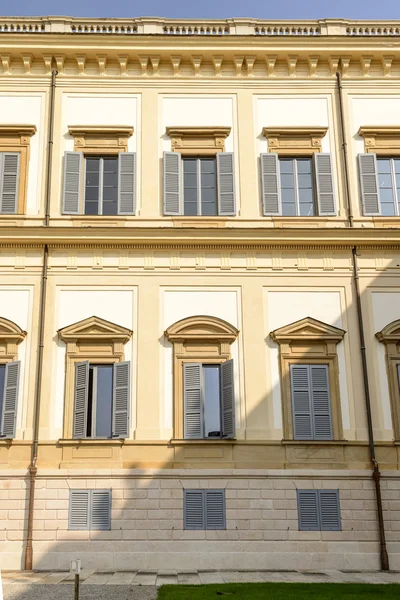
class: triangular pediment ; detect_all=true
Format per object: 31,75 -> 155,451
270,317 -> 345,343
165,315 -> 239,342
58,316 -> 132,342
0,317 -> 26,342
376,319 -> 400,342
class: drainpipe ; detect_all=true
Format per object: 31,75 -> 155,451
45,69 -> 57,226
336,72 -> 389,571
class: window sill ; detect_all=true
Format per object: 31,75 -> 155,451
0,438 -> 14,446
172,217 -> 228,228
170,438 -> 237,445
57,438 -> 125,446
281,439 -> 348,445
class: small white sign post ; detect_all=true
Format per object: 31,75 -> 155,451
71,559 -> 81,600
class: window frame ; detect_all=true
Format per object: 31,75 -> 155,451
184,489 -> 226,530
83,155 -> 119,216
182,156 -> 218,217
0,126 -> 36,216
376,156 -> 400,217
376,319 -> 400,440
297,489 -> 341,532
279,156 -> 317,217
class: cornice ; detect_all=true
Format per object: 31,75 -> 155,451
0,125 -> 36,137
68,125 -> 134,137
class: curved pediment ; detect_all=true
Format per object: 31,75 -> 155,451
0,316 -> 26,343
270,316 -> 345,344
58,315 -> 132,344
376,319 -> 400,343
165,315 -> 239,344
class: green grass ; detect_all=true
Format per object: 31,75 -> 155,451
157,582 -> 400,600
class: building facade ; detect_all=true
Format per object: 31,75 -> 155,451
0,16 -> 400,571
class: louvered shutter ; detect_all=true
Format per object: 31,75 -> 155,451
217,152 -> 236,216
62,151 -> 83,214
0,361 -> 20,438
90,490 -> 111,530
184,489 -> 205,530
290,365 -> 313,440
0,153 -> 20,214
73,361 -> 89,439
205,490 -> 226,530
311,365 -> 332,440
163,151 -> 181,215
297,490 -> 319,531
260,153 -> 282,215
319,490 -> 341,531
112,361 -> 130,438
69,490 -> 90,530
314,153 -> 336,216
358,153 -> 380,215
221,359 -> 235,439
118,152 -> 136,215
183,363 -> 203,439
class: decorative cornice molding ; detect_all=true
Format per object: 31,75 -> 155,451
358,126 -> 400,155
58,315 -> 132,344
166,125 -> 231,155
68,125 -> 134,153
262,126 -> 328,155
165,315 -> 239,344
270,316 -> 346,345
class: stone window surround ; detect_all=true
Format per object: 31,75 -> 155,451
262,126 -> 328,156
68,125 -> 134,155
270,316 -> 345,441
0,125 -> 36,215
376,319 -> 400,440
165,315 -> 239,440
166,126 -> 231,156
358,126 -> 400,156
58,315 -> 132,440
0,316 -> 26,363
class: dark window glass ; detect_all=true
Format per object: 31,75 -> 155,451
84,157 -> 118,216
200,159 -> 217,216
183,159 -> 198,216
87,364 -> 113,438
85,158 -> 100,215
203,365 -> 221,437
183,158 -> 217,216
280,157 -> 315,216
102,158 -> 118,216
377,158 -> 398,216
0,365 -> 5,428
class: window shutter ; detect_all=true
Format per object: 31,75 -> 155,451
184,490 -> 205,530
163,151 -> 181,215
62,151 -> 83,214
0,153 -> 20,214
290,365 -> 313,440
310,365 -> 332,440
118,152 -> 136,215
319,490 -> 341,531
183,363 -> 203,439
205,490 -> 226,530
112,361 -> 130,438
0,361 -> 20,438
73,361 -> 89,439
297,490 -> 319,531
90,490 -> 111,530
260,153 -> 282,215
69,490 -> 90,530
314,153 -> 336,216
217,152 -> 236,216
358,153 -> 380,215
221,359 -> 235,439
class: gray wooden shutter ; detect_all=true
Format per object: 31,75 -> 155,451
319,490 -> 341,531
118,152 -> 136,215
314,153 -> 336,216
217,152 -> 236,216
260,153 -> 281,215
311,365 -> 332,440
163,151 -> 181,215
358,153 -> 380,215
73,361 -> 89,439
290,365 -> 313,440
221,359 -> 235,439
297,490 -> 319,531
0,153 -> 20,214
183,363 -> 203,439
62,151 -> 83,214
112,361 -> 130,438
90,490 -> 111,530
69,490 -> 90,530
0,361 -> 20,438
205,490 -> 226,530
184,489 -> 205,530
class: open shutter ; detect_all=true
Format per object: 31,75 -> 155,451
118,152 -> 136,215
221,359 -> 235,439
62,151 -> 82,214
311,365 -> 332,440
297,490 -> 319,531
358,153 -> 380,215
112,361 -> 130,438
183,363 -> 203,439
319,490 -> 341,531
163,151 -> 181,215
0,153 -> 20,214
73,361 -> 89,439
314,153 -> 336,216
184,490 -> 205,530
0,361 -> 20,438
217,152 -> 236,216
205,490 -> 226,530
260,153 -> 282,215
69,490 -> 90,530
290,365 -> 313,440
90,490 -> 111,530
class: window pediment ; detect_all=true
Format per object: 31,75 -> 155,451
0,316 -> 26,361
270,317 -> 345,345
58,315 -> 132,344
68,125 -> 134,154
166,126 -> 231,156
358,126 -> 400,156
376,319 -> 400,343
262,126 -> 327,156
165,315 -> 238,344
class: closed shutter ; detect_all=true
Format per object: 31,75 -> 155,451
290,365 -> 313,440
221,359 -> 235,439
260,153 -> 282,215
62,151 -> 83,214
163,151 -> 181,215
118,152 -> 136,215
73,361 -> 89,439
358,153 -> 380,215
319,490 -> 341,531
205,490 -> 226,530
297,490 -> 319,531
112,361 -> 130,438
217,152 -> 236,216
183,363 -> 203,439
184,489 -> 205,530
0,361 -> 20,438
311,365 -> 332,440
314,153 -> 336,216
0,153 -> 20,214
90,490 -> 111,530
69,490 -> 90,530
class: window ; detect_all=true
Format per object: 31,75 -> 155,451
377,158 -> 400,216
297,489 -> 341,531
84,156 -> 118,215
184,489 -> 225,530
0,316 -> 25,439
280,157 -> 315,216
0,125 -> 36,215
290,364 -> 332,440
183,158 -> 217,216
376,319 -> 400,440
69,489 -> 111,530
